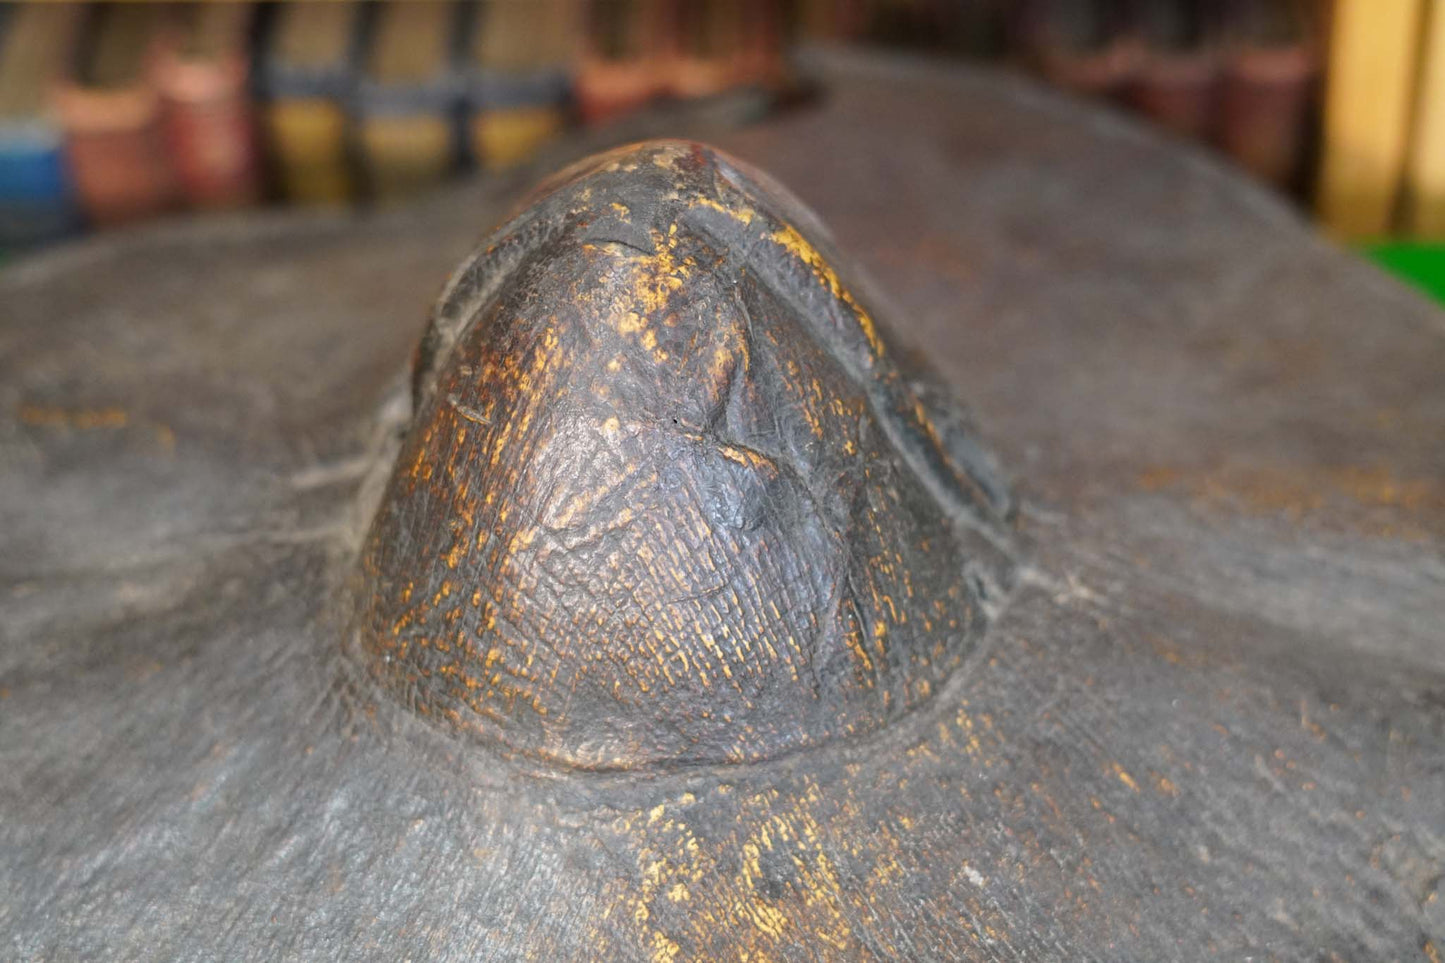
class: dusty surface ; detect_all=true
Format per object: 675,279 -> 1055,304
358,141 -> 1016,772
2,50 -> 1443,960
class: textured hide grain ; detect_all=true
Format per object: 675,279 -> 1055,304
3,51 -> 1444,962
357,142 -> 1015,770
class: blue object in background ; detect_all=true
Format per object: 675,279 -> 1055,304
0,121 -> 80,250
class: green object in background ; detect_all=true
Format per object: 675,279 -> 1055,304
1363,243 -> 1445,305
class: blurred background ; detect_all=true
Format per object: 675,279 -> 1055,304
1,0 -> 1442,299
